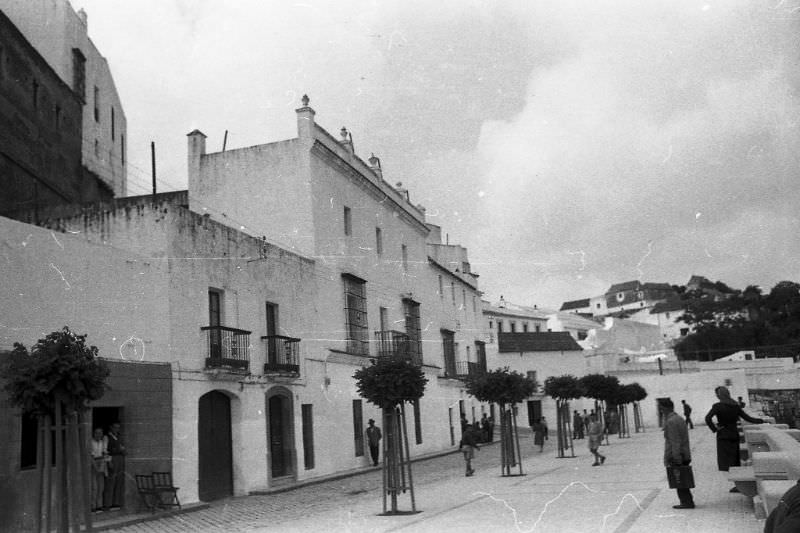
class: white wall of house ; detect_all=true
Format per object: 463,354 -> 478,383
0,215 -> 168,356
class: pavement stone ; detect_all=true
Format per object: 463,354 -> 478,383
98,428 -> 767,533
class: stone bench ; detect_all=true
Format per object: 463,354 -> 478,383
729,466 -> 758,497
757,479 -> 796,519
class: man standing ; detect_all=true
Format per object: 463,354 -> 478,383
461,423 -> 481,476
573,410 -> 584,439
660,398 -> 695,509
587,413 -> 606,466
103,422 -> 126,510
366,419 -> 382,467
682,400 -> 694,429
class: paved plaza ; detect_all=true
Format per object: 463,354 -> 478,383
97,427 -> 766,533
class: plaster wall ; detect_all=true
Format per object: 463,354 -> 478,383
0,215 -> 169,357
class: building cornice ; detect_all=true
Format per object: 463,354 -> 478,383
310,140 -> 429,236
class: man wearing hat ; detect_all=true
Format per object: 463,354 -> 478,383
366,419 -> 382,467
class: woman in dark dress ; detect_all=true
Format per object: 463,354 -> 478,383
705,385 -> 763,492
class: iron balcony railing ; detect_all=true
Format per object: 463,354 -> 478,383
261,335 -> 301,374
374,330 -> 422,366
201,325 -> 251,372
455,360 -> 487,378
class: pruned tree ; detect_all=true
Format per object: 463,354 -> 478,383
579,374 -> 620,444
615,383 -> 646,438
464,368 -> 537,476
1,327 -> 109,533
626,382 -> 648,432
543,375 -> 584,458
354,357 -> 427,514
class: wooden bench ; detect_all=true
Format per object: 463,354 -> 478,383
152,471 -> 181,510
135,472 -> 181,512
135,474 -> 160,513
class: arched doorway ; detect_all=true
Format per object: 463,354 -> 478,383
198,391 -> 233,501
266,388 -> 295,480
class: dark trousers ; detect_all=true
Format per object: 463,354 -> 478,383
103,456 -> 125,508
676,488 -> 694,506
369,444 -> 380,466
685,416 -> 694,429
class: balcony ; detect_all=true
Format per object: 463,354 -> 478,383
374,330 -> 422,366
202,325 -> 251,372
455,361 -> 486,378
261,335 -> 301,374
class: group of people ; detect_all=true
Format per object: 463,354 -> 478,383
660,385 -> 765,510
90,422 -> 126,513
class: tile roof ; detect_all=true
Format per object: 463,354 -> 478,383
498,332 -> 583,353
560,298 -> 591,311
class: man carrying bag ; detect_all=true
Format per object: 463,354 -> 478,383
660,398 -> 695,509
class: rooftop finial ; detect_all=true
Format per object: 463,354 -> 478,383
301,94 -> 310,107
340,126 -> 348,140
368,153 -> 381,168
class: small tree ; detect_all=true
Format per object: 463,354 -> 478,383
465,368 -> 537,476
1,327 -> 109,533
354,357 -> 427,514
543,375 -> 584,458
580,374 -> 620,444
627,382 -> 648,432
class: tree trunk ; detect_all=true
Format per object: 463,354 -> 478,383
380,405 -> 417,514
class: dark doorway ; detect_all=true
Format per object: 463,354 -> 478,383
527,400 -> 542,427
92,406 -> 122,434
268,394 -> 294,478
198,391 -> 233,501
656,397 -> 670,428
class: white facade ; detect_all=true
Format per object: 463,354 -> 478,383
2,0 -> 127,195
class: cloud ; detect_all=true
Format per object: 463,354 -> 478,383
472,0 -> 800,306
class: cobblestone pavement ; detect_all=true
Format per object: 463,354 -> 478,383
101,436 -> 537,533
101,429 -> 766,533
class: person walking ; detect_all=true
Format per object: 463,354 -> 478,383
705,385 -> 764,492
486,415 -> 494,443
366,419 -> 382,467
480,413 -> 490,442
458,413 -> 469,450
531,418 -> 547,452
103,422 -> 126,510
587,413 -> 606,466
573,410 -> 584,440
90,427 -> 108,513
682,400 -> 694,429
660,398 -> 695,509
460,423 -> 481,476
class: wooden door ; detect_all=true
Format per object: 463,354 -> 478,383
198,391 -> 232,501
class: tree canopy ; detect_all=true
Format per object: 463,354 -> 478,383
464,367 -> 537,405
543,375 -> 583,400
1,327 -> 109,416
676,279 -> 800,360
353,357 -> 428,409
579,374 -> 620,404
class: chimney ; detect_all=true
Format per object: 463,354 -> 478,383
187,129 -> 207,192
339,127 -> 354,156
368,153 -> 382,179
295,94 -> 316,139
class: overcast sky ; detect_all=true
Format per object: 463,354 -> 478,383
71,0 -> 800,309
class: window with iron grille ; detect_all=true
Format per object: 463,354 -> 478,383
413,399 -> 422,444
343,274 -> 368,355
343,206 -> 352,236
71,48 -> 86,101
302,404 -> 315,469
475,341 -> 487,372
352,400 -> 364,457
404,299 -> 422,364
441,329 -> 456,377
